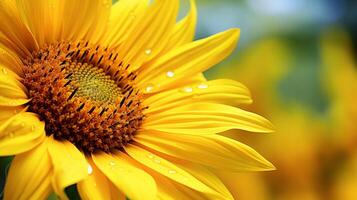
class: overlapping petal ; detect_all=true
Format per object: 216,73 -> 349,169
0,47 -> 24,75
144,102 -> 274,134
92,151 -> 157,200
137,29 -> 240,93
77,158 -> 115,200
160,0 -> 197,53
47,137 -> 89,200
125,144 -> 223,198
101,0 -> 148,46
16,0 -> 111,47
0,71 -> 29,106
0,0 -> 37,57
0,112 -> 45,156
117,0 -> 179,71
4,138 -> 52,200
135,131 -> 274,171
144,79 -> 252,114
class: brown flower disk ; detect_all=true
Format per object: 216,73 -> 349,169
22,41 -> 147,153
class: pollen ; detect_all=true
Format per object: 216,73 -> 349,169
22,41 -> 146,153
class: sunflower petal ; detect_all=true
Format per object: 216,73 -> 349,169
0,106 -> 25,123
0,47 -> 24,75
77,158 -> 112,200
160,0 -> 197,53
16,0 -> 111,47
92,152 -> 157,200
0,112 -> 45,156
0,0 -> 37,57
0,73 -> 29,106
118,0 -> 179,71
126,144 -> 223,198
4,138 -> 52,200
137,29 -> 240,93
144,102 -> 274,134
174,161 -> 234,199
101,0 -> 148,46
156,177 -> 190,200
136,131 -> 274,171
47,136 -> 88,200
145,79 -> 252,114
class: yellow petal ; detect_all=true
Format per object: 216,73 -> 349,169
174,161 -> 234,199
149,171 -> 194,200
0,0 -> 38,58
156,180 -> 189,200
118,0 -> 179,71
137,29 -> 240,93
47,136 -> 88,200
136,131 -> 275,171
0,47 -> 24,76
0,112 -> 45,156
101,0 -> 148,46
161,0 -> 197,52
0,106 -> 25,123
0,73 -> 29,106
144,79 -> 252,114
206,135 -> 275,170
4,138 -> 52,200
92,151 -> 157,200
126,144 -> 222,198
16,0 -> 111,47
77,158 -> 112,200
144,102 -> 274,134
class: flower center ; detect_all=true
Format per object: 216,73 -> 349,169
22,41 -> 146,153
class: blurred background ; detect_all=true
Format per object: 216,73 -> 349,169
193,0 -> 357,199
1,0 -> 356,199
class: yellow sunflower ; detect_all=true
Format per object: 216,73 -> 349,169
0,0 -> 275,199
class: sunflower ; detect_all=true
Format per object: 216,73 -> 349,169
0,0 -> 275,199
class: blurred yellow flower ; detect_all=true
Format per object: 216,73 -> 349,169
0,0 -> 274,199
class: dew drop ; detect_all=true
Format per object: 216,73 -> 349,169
31,125 -> 35,131
182,87 -> 193,93
145,49 -> 152,55
168,170 -> 177,174
154,158 -> 161,164
147,154 -> 154,159
145,84 -> 154,92
197,83 -> 208,89
109,161 -> 116,166
87,164 -> 93,175
166,71 -> 175,78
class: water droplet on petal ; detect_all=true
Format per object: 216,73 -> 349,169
31,125 -> 35,131
166,71 -> 175,78
182,87 -> 193,93
109,161 -> 116,166
198,83 -> 208,89
168,170 -> 177,174
87,164 -> 93,175
145,84 -> 154,93
154,158 -> 161,164
147,154 -> 154,159
145,49 -> 152,55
